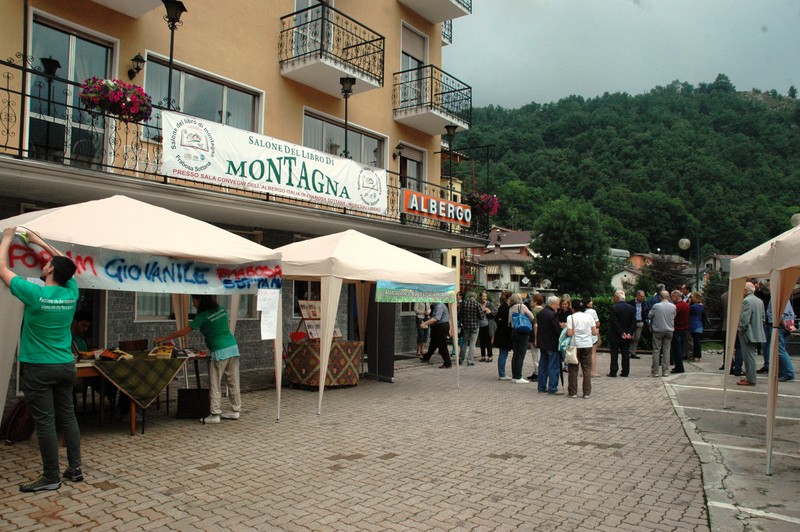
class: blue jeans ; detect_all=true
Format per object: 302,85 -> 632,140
497,348 -> 510,378
538,349 -> 561,392
764,328 -> 795,379
22,363 -> 82,480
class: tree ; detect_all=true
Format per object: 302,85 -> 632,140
530,198 -> 610,295
789,85 -> 797,99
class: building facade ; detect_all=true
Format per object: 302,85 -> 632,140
0,0 -> 485,392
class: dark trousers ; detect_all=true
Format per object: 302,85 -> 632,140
478,325 -> 493,358
609,339 -> 631,376
22,363 -> 82,480
423,323 -> 451,366
671,331 -> 686,372
511,330 -> 529,379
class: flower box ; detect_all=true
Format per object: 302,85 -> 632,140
465,192 -> 499,216
79,77 -> 152,123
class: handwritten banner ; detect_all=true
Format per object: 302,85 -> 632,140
161,111 -> 388,215
375,281 -> 456,303
6,241 -> 282,294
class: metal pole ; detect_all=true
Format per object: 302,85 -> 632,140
343,93 -> 349,158
167,27 -> 175,110
695,237 -> 700,290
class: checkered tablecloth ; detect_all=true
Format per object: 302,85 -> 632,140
94,358 -> 187,409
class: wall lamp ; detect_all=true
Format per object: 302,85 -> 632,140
127,53 -> 146,80
392,143 -> 404,160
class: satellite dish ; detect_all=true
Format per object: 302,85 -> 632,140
521,277 -> 530,285
541,279 -> 552,289
491,280 -> 501,289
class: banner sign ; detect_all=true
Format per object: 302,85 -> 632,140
375,281 -> 456,303
5,240 -> 282,294
401,189 -> 472,226
161,111 -> 388,215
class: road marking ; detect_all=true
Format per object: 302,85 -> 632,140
707,501 -> 800,525
668,383 -> 800,399
676,405 -> 800,422
692,441 -> 800,459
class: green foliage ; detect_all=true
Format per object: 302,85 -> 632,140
530,198 -> 610,295
457,76 -> 800,256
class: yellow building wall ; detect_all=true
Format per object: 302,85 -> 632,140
2,0 -> 449,185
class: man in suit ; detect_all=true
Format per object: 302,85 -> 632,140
738,281 -> 766,386
609,290 -> 637,377
629,290 -> 647,359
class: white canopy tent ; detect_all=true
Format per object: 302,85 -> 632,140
723,223 -> 800,475
0,195 -> 282,419
275,230 -> 459,416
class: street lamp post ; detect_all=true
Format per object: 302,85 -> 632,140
445,124 -> 457,202
162,1 -> 187,111
340,77 -> 355,159
678,237 -> 700,290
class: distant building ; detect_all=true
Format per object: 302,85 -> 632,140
473,226 -> 535,295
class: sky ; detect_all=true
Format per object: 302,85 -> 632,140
442,0 -> 800,108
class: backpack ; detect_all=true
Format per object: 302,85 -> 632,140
1,397 -> 35,445
511,305 -> 532,334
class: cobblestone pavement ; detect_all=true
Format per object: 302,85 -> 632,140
1,353 -> 718,531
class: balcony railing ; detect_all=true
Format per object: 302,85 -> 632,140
442,20 -> 453,46
393,65 -> 471,130
279,3 -> 384,87
0,54 -> 487,238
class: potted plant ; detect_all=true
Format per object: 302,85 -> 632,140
79,77 -> 153,123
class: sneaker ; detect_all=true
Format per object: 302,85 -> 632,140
568,394 -> 578,398
651,373 -> 659,378
778,376 -> 794,382
201,414 -> 221,424
220,411 -> 240,420
498,376 -> 512,380
583,395 -> 590,399
62,466 -> 84,482
19,475 -> 61,493
514,378 -> 530,383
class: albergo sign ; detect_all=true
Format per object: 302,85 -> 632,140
160,111 -> 387,215
401,189 -> 472,227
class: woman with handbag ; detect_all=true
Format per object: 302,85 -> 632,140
566,300 -> 598,399
478,291 -> 496,362
493,290 -> 514,380
508,293 -> 535,383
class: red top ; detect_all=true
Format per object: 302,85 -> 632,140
674,301 -> 690,331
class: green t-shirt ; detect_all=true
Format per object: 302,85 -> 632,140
190,306 -> 237,353
10,277 -> 78,364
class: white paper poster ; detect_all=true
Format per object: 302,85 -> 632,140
258,288 -> 280,340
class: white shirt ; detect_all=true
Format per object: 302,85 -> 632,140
585,307 -> 600,344
566,312 -> 595,348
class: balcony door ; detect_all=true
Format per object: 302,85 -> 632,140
28,20 -> 111,168
293,0 -> 334,58
400,26 -> 426,109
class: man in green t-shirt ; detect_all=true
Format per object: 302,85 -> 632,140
0,227 -> 83,492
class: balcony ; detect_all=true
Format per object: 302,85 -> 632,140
393,65 -> 471,135
442,20 -> 453,46
89,0 -> 162,18
398,0 -> 471,23
279,3 -> 384,97
0,55 -> 488,245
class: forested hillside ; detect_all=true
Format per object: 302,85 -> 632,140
454,74 -> 800,256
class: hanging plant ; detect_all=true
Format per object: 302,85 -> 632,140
79,77 -> 153,123
464,192 -> 500,215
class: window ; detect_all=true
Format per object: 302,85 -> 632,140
400,26 -> 427,109
399,145 -> 424,192
28,19 -> 111,166
144,60 -> 258,131
293,280 -> 321,318
303,113 -> 383,167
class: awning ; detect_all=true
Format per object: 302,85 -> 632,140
511,265 -> 525,275
485,265 -> 500,275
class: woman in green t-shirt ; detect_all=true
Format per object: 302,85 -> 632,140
156,295 -> 241,424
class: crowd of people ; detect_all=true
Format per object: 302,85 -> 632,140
415,281 -> 796,394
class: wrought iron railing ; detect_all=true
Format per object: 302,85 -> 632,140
455,0 -> 473,13
442,20 -> 453,45
0,54 -> 487,238
393,64 -> 471,127
279,3 -> 385,87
